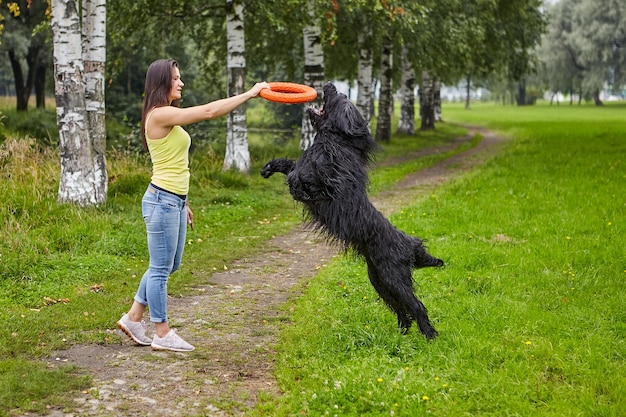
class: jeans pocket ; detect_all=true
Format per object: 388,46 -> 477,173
163,200 -> 179,209
142,201 -> 157,223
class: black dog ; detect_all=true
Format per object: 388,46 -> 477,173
261,83 -> 443,339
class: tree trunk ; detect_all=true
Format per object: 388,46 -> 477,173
420,70 -> 435,131
223,0 -> 250,172
22,44 -> 43,111
52,0 -> 102,206
592,88 -> 603,106
375,35 -> 392,143
465,75 -> 471,110
8,50 -> 29,111
301,0 -> 324,150
356,26 -> 374,123
35,62 -> 47,109
396,45 -> 415,135
517,79 -> 526,106
434,78 -> 442,122
82,0 -> 108,203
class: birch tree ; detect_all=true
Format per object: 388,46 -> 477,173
356,27 -> 374,123
301,0 -> 324,150
51,0 -> 107,205
397,45 -> 415,135
433,78 -> 442,122
375,34 -> 392,142
419,70 -> 435,131
223,0 -> 250,172
83,0 -> 107,202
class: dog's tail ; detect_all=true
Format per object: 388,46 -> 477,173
424,255 -> 444,268
414,242 -> 444,268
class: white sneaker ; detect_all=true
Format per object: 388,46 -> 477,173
151,329 -> 195,352
116,313 -> 152,346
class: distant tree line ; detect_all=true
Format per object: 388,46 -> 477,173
538,0 -> 626,105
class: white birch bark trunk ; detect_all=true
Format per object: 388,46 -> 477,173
52,0 -> 105,206
82,0 -> 108,202
397,45 -> 415,135
419,70 -> 435,130
433,78 -> 442,122
356,28 -> 374,123
301,0 -> 324,150
223,0 -> 250,172
375,35 -> 392,142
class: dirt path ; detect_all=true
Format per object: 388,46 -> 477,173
43,126 -> 504,417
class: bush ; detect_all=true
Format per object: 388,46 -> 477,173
0,108 -> 58,145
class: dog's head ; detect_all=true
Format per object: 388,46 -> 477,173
307,83 -> 376,157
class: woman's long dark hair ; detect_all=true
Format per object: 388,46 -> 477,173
141,59 -> 181,150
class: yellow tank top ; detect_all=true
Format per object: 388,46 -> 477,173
146,111 -> 191,195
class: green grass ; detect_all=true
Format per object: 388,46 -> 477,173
254,101 -> 626,416
0,101 -> 471,415
0,360 -> 90,415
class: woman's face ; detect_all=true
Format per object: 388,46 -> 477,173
168,67 -> 184,103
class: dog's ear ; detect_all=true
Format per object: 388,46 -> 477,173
329,98 -> 378,159
336,100 -> 371,140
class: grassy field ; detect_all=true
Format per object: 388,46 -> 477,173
254,102 -> 626,416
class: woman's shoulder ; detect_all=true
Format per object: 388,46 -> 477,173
150,105 -> 172,117
146,106 -> 179,140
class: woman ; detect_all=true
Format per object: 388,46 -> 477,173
117,59 -> 269,352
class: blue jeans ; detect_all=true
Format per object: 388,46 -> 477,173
134,184 -> 187,323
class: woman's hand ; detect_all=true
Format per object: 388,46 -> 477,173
249,82 -> 271,97
186,204 -> 194,230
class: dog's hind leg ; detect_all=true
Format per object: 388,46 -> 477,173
396,286 -> 437,340
397,313 -> 413,334
365,259 -> 437,338
410,297 -> 438,339
396,283 -> 437,339
365,259 -> 411,332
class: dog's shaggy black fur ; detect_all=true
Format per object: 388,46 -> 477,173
261,83 -> 444,339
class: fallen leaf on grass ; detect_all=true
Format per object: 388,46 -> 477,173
90,283 -> 104,292
43,297 -> 70,306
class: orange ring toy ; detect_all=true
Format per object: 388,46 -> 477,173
259,82 -> 318,104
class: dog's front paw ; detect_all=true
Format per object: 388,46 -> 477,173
261,162 -> 275,178
261,158 -> 295,178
